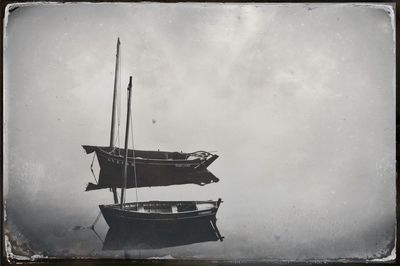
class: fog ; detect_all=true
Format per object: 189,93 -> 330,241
4,3 -> 395,261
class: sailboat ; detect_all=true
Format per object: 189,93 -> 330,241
83,39 -> 222,230
83,39 -> 219,193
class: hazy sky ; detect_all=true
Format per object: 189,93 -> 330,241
4,3 -> 396,261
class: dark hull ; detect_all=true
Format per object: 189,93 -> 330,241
100,200 -> 221,229
83,146 -> 219,190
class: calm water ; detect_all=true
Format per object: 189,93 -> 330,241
4,152 -> 395,260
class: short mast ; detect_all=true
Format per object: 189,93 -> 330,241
109,38 -> 121,148
120,76 -> 133,209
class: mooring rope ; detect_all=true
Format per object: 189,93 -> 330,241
89,211 -> 104,245
90,211 -> 102,229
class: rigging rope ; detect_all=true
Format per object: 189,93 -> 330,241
90,153 -> 98,183
130,104 -> 139,207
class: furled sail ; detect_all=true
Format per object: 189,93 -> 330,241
82,145 -> 219,191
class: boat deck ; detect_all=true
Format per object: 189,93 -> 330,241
105,200 -> 218,214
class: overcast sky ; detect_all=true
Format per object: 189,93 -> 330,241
4,3 -> 396,261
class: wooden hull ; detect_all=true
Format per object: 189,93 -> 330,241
100,200 -> 222,229
83,146 -> 219,190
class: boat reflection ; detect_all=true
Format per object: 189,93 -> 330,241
102,220 -> 224,250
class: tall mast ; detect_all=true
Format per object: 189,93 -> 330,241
120,76 -> 133,209
110,37 -> 121,148
110,38 -> 121,204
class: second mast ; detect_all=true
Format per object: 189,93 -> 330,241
120,76 -> 133,208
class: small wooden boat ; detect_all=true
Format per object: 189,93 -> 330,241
100,200 -> 222,229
